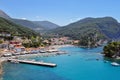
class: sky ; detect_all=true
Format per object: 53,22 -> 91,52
0,0 -> 120,26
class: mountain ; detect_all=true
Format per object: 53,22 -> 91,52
33,21 -> 60,29
51,17 -> 120,40
0,17 -> 38,37
0,10 -> 59,32
0,10 -> 11,19
0,10 -> 44,31
12,19 -> 44,31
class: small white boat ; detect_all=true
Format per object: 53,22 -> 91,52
111,62 -> 120,66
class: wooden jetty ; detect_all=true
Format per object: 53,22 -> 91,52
7,59 -> 57,67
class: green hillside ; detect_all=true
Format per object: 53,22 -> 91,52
0,17 -> 38,37
33,21 -> 60,29
51,17 -> 120,40
0,10 -> 60,32
12,19 -> 44,32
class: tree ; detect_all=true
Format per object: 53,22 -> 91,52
103,42 -> 120,58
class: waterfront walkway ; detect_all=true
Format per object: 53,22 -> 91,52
7,59 -> 57,67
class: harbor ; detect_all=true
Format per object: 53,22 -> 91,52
3,46 -> 120,80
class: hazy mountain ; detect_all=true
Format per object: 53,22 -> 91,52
0,10 -> 44,31
0,10 -> 59,32
33,21 -> 60,29
51,17 -> 120,40
12,19 -> 44,31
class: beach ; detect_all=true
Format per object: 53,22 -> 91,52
0,60 -> 4,80
0,62 -> 2,75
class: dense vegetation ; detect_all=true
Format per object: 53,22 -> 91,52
103,42 -> 120,58
22,36 -> 43,48
0,17 -> 38,37
51,17 -> 120,40
78,32 -> 100,48
0,9 -> 60,32
12,19 -> 44,32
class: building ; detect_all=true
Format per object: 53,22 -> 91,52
9,41 -> 25,52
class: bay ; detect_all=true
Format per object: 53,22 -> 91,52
2,46 -> 120,80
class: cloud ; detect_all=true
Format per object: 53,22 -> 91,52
21,18 -> 27,20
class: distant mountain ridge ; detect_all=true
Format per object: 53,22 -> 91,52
0,17 -> 38,37
33,21 -> 59,29
0,10 -> 60,32
1,9 -> 120,40
51,17 -> 120,40
12,19 -> 44,31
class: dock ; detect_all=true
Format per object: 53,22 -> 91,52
7,59 -> 57,67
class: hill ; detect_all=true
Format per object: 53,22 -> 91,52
0,10 -> 44,32
33,21 -> 60,29
0,10 -> 11,20
0,10 -> 59,32
51,17 -> 120,40
0,17 -> 38,37
103,41 -> 120,58
12,19 -> 44,31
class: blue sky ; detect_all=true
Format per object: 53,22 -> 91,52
0,0 -> 120,26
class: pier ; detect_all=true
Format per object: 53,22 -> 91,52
7,59 -> 57,67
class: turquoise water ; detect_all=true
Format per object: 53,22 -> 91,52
2,46 -> 120,80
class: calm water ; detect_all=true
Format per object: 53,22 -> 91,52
2,46 -> 120,80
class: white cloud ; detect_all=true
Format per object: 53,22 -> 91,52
21,18 -> 27,20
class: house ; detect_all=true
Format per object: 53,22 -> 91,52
73,40 -> 79,44
9,41 -> 25,52
14,46 -> 25,52
0,42 -> 9,49
0,32 -> 11,37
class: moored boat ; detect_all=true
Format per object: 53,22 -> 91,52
111,62 -> 120,66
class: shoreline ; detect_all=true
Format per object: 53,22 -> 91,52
15,44 -> 73,58
1,45 -> 73,59
16,52 -> 65,58
0,60 -> 4,79
0,44 -> 73,77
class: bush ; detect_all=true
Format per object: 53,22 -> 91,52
103,42 -> 120,58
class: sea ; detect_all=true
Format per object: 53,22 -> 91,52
2,46 -> 120,80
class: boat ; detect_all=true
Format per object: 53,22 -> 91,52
111,62 -> 120,66
39,50 -> 46,53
